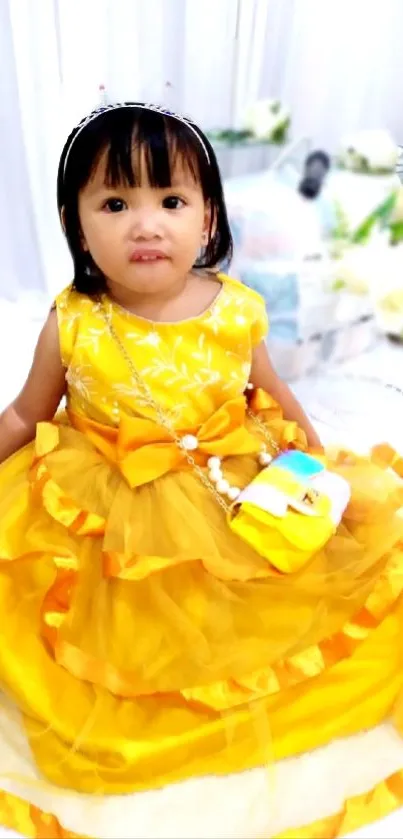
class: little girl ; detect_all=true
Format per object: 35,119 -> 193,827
0,103 -> 403,839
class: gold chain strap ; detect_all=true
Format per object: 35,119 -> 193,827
247,407 -> 281,456
100,301 -> 281,514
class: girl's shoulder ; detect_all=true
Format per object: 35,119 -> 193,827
218,272 -> 267,318
217,273 -> 268,347
218,272 -> 265,308
54,283 -> 98,316
54,284 -> 101,368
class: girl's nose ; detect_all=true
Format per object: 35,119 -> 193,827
130,209 -> 161,240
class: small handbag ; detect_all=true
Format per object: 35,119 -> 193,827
102,304 -> 351,574
228,449 -> 350,572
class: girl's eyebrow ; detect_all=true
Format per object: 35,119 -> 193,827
94,180 -> 199,193
82,171 -> 200,196
167,176 -> 199,190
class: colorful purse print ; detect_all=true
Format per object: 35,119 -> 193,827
228,450 -> 351,573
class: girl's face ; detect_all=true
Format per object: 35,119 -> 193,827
78,149 -> 210,297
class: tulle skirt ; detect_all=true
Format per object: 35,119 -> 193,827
1,404 -> 403,838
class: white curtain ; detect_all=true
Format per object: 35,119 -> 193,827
260,0 -> 403,152
2,0 -> 403,300
3,0 -> 71,302
0,0 -> 47,302
57,0 -> 243,129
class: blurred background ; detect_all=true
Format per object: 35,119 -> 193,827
1,0 -> 403,445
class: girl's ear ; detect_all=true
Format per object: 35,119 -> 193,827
202,201 -> 214,244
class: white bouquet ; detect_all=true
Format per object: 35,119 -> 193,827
370,242 -> 403,337
331,230 -> 403,338
243,98 -> 290,144
339,129 -> 398,174
332,233 -> 390,294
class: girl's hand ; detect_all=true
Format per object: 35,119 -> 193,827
250,342 -> 322,450
0,310 -> 66,464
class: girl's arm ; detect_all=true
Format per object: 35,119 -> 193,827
250,342 -> 322,449
0,310 -> 66,465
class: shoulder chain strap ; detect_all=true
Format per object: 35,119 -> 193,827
100,301 -> 280,513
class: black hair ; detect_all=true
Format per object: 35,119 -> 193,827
57,104 -> 233,295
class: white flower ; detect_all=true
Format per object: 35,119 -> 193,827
378,289 -> 403,312
112,382 -> 137,397
333,234 -> 393,295
391,186 -> 403,223
59,309 -> 81,333
370,242 -> 403,303
340,130 -> 398,174
76,327 -> 104,353
135,331 -> 161,347
204,303 -> 227,334
243,99 -> 290,142
65,364 -> 94,401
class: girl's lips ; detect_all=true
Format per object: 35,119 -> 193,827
129,250 -> 168,262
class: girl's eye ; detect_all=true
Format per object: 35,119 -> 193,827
103,198 -> 127,213
162,196 -> 185,210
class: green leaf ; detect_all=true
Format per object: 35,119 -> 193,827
331,201 -> 351,241
390,221 -> 403,245
331,278 -> 346,291
375,191 -> 398,224
270,118 -> 290,145
207,128 -> 253,144
351,192 -> 398,244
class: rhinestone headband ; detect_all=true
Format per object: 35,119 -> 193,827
62,102 -> 210,179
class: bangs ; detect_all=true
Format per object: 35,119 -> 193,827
79,109 -> 204,192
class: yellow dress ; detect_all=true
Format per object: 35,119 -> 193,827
1,273 -> 403,839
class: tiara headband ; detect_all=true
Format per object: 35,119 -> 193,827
62,102 -> 210,179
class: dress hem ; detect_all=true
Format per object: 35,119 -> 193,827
2,763 -> 403,839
